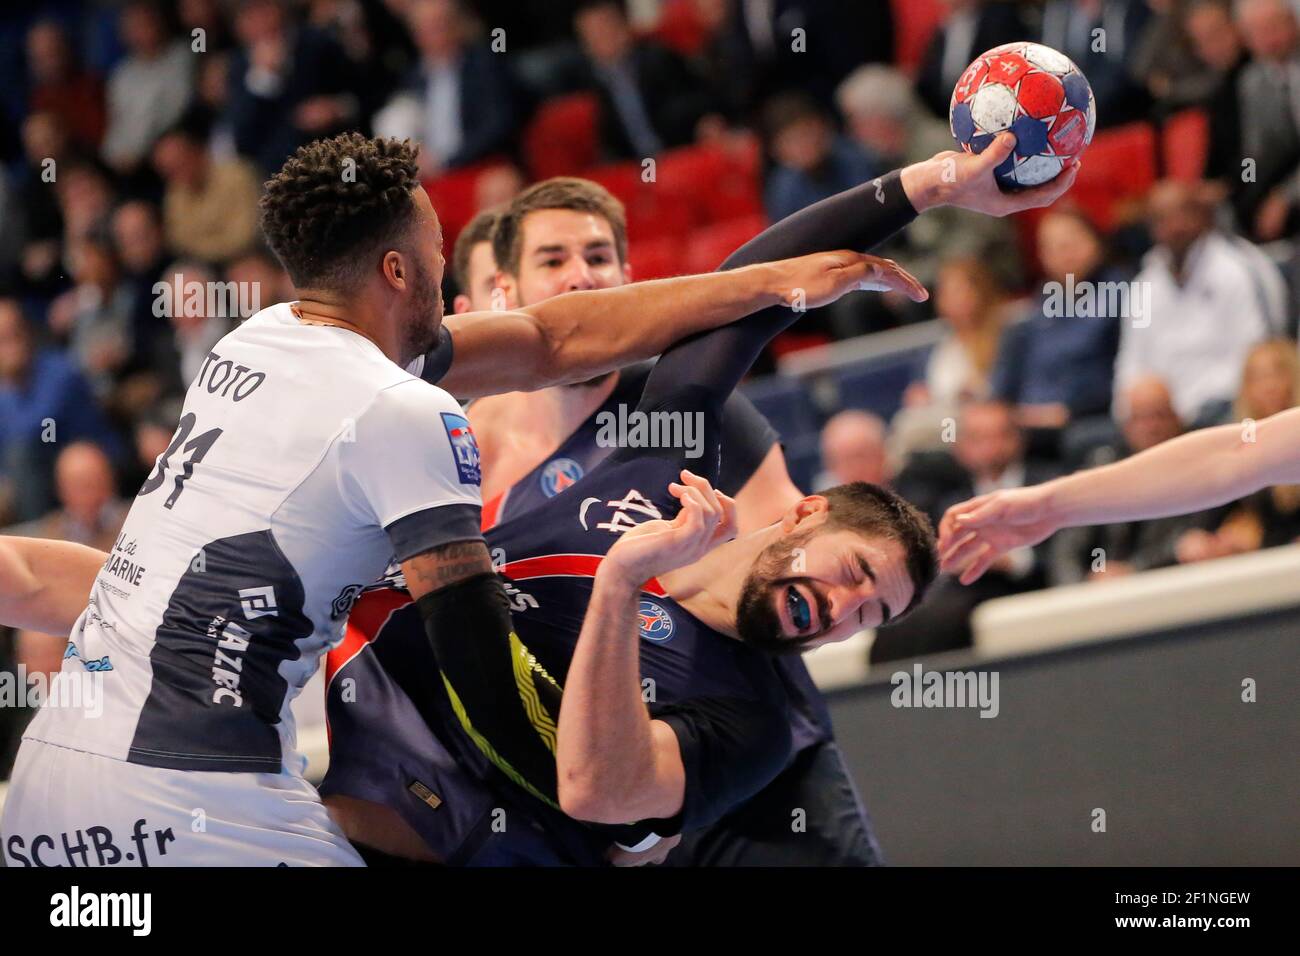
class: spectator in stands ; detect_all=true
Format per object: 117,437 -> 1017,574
225,247 -> 295,315
226,0 -> 357,175
871,399 -> 1056,663
818,410 -> 890,489
373,0 -> 518,178
1173,339 -> 1300,564
1049,374 -> 1219,583
194,50 -> 239,159
47,238 -> 135,400
180,0 -> 236,54
3,441 -> 127,682
475,163 -> 526,213
450,208 -> 503,313
1133,0 -> 1223,113
1040,0 -> 1154,128
690,0 -> 761,124
155,261 -> 240,396
0,300 -> 116,522
3,441 -> 127,553
151,114 -> 262,264
1186,0 -> 1247,184
55,161 -> 116,258
15,111 -> 71,300
712,0 -> 894,110
110,200 -> 171,368
891,257 -> 1008,463
102,0 -> 195,174
989,209 -> 1125,457
836,64 -> 1021,290
26,19 -> 107,152
916,0 -> 1029,120
124,402 -> 184,495
1230,0 -> 1300,241
572,0 -> 714,161
762,93 -> 876,223
1113,179 -> 1285,427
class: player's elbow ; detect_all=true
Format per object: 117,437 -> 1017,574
557,772 -> 617,823
522,300 -> 606,387
557,769 -> 645,824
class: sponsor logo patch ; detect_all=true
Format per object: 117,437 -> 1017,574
441,412 -> 481,486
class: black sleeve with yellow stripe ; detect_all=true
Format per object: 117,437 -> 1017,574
416,571 -> 564,810
416,571 -> 678,846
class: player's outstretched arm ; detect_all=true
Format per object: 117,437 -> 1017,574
717,131 -> 1076,283
436,252 -> 918,398
938,406 -> 1300,583
0,537 -> 104,635
556,471 -> 738,824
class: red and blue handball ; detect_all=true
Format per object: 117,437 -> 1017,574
949,42 -> 1096,190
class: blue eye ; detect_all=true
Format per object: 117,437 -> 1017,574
786,585 -> 810,631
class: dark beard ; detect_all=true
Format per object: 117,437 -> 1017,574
399,265 -> 443,366
735,530 -> 814,655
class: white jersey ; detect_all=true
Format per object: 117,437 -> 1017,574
25,302 -> 483,775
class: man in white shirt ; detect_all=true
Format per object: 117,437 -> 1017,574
1113,180 -> 1287,425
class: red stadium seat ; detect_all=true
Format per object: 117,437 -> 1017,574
1068,120 -> 1158,230
890,0 -> 945,76
683,214 -> 768,273
582,161 -> 641,206
645,0 -> 708,57
1162,108 -> 1210,182
584,161 -> 698,240
627,236 -> 686,279
523,93 -> 599,180
424,163 -> 493,252
657,138 -> 764,224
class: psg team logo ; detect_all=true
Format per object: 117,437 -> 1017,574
540,457 -> 584,497
637,599 -> 675,643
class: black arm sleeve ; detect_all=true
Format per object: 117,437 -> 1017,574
716,390 -> 780,494
635,169 -> 917,418
416,324 -> 456,387
416,573 -> 563,809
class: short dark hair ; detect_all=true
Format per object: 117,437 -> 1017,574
452,208 -> 501,290
259,133 -> 422,292
492,177 -> 628,277
821,482 -> 938,618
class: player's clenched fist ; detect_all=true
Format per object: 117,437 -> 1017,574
770,251 -> 929,310
603,470 -> 738,584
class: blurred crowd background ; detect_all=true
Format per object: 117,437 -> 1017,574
2,0 -> 1300,769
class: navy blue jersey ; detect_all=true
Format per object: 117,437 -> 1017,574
324,450 -> 800,864
480,362 -> 778,527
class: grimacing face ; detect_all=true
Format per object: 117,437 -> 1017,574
508,208 -> 629,307
735,514 -> 915,654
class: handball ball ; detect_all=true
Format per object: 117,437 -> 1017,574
949,42 -> 1096,190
